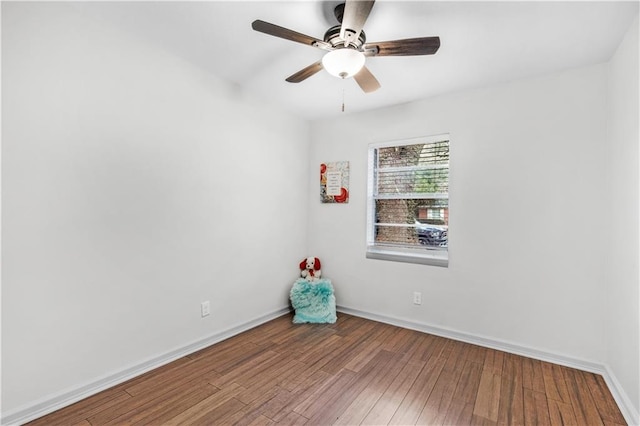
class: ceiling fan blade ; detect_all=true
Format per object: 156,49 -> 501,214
353,66 -> 380,93
252,20 -> 331,50
340,0 -> 375,47
286,61 -> 324,83
364,37 -> 440,56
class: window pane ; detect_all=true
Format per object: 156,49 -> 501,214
374,198 -> 448,247
413,168 -> 448,193
377,167 -> 449,195
374,224 -> 448,248
378,142 -> 449,168
368,136 -> 449,265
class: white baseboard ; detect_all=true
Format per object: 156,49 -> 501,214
602,364 -> 640,426
336,305 -> 639,426
1,307 -> 291,426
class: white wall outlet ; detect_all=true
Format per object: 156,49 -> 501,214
413,292 -> 422,305
201,301 -> 210,317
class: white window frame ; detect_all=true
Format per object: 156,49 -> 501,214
366,134 -> 450,267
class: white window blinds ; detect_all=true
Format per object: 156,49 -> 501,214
367,135 -> 449,266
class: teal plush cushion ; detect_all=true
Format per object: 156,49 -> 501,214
290,278 -> 337,324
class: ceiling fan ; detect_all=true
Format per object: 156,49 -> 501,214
251,0 -> 440,93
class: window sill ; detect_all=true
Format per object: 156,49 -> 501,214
366,245 -> 448,267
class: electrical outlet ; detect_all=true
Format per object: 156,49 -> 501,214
413,292 -> 422,305
201,301 -> 210,317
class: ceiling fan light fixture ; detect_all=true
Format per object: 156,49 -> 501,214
322,48 -> 365,79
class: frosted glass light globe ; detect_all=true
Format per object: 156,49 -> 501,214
322,49 -> 365,79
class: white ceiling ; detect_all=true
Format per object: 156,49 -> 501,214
73,1 -> 638,120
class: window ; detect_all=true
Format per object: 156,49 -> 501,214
426,208 -> 445,221
366,134 -> 449,267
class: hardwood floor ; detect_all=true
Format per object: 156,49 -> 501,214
28,313 -> 626,425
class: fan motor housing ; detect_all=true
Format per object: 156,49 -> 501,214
323,25 -> 366,49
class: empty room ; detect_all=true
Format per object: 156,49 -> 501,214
2,1 -> 639,425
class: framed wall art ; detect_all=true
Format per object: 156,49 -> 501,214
320,161 -> 349,203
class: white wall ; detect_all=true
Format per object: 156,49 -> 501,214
2,2 -> 308,413
309,64 -> 609,363
607,15 -> 639,421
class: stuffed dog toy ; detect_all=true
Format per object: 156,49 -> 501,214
299,257 -> 322,281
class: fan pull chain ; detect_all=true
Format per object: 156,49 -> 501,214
341,78 -> 346,113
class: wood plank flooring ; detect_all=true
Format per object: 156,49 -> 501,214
28,313 -> 626,425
